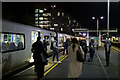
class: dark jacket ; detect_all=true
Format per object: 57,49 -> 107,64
63,41 -> 69,49
89,40 -> 95,53
104,40 -> 111,52
82,40 -> 88,53
31,40 -> 48,63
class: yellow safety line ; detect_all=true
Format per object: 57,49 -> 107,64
111,48 -> 120,54
101,42 -> 120,54
44,55 -> 68,76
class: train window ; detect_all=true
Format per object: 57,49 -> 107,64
0,32 -> 25,53
59,37 -> 64,44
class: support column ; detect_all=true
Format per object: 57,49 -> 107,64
118,37 -> 120,43
87,30 -> 89,46
99,31 -> 101,46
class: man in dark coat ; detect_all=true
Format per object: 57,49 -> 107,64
88,39 -> 95,62
104,39 -> 111,67
31,36 -> 48,80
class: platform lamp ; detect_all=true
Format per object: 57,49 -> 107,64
92,16 -> 104,50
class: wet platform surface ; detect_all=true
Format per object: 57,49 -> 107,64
6,46 -> 120,80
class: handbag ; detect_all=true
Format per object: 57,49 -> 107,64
40,52 -> 48,65
76,47 -> 84,62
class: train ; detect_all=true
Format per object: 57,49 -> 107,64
0,20 -> 72,77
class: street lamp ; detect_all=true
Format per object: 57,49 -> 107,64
92,16 -> 104,50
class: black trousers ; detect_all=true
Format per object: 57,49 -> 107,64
34,60 -> 45,79
105,51 -> 110,66
63,48 -> 68,55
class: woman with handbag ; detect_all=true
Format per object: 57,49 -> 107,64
31,36 -> 48,80
68,38 -> 84,79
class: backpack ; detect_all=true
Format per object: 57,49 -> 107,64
76,47 -> 84,62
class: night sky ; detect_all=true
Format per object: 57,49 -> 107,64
55,2 -> 119,30
2,2 -> 120,34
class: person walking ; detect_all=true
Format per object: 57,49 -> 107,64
52,37 -> 61,63
68,38 -> 84,79
104,38 -> 111,67
31,36 -> 48,80
88,39 -> 95,62
63,39 -> 69,55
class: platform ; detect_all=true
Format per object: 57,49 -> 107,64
6,46 -> 120,80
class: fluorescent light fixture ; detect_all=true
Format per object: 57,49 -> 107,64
83,33 -> 87,36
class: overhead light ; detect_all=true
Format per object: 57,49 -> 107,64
100,16 -> 104,19
44,8 -> 47,11
92,17 -> 95,19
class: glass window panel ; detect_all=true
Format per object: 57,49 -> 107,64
35,9 -> 39,13
1,33 -> 25,53
39,10 -> 44,13
35,14 -> 38,17
58,12 -> 60,16
39,17 -> 43,20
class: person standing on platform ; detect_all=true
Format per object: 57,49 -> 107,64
88,39 -> 95,62
104,38 -> 111,67
52,37 -> 61,63
31,36 -> 48,80
82,40 -> 88,61
68,38 -> 83,79
63,39 -> 69,55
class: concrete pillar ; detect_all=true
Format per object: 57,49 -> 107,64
99,31 -> 101,46
87,30 -> 89,46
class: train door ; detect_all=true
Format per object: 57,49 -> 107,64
29,31 -> 39,63
58,34 -> 64,47
31,31 -> 39,45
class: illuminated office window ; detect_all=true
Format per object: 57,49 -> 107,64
47,13 -> 51,16
35,14 -> 38,17
54,24 -> 58,26
35,9 -> 39,13
62,13 -> 64,16
39,17 -> 43,20
39,21 -> 44,24
58,12 -> 60,16
35,21 -> 38,24
44,18 -> 48,20
35,18 -> 38,20
39,10 -> 44,13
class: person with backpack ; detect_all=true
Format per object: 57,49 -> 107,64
52,37 -> 61,63
68,38 -> 84,79
31,36 -> 48,80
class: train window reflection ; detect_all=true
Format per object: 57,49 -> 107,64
0,33 -> 25,53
